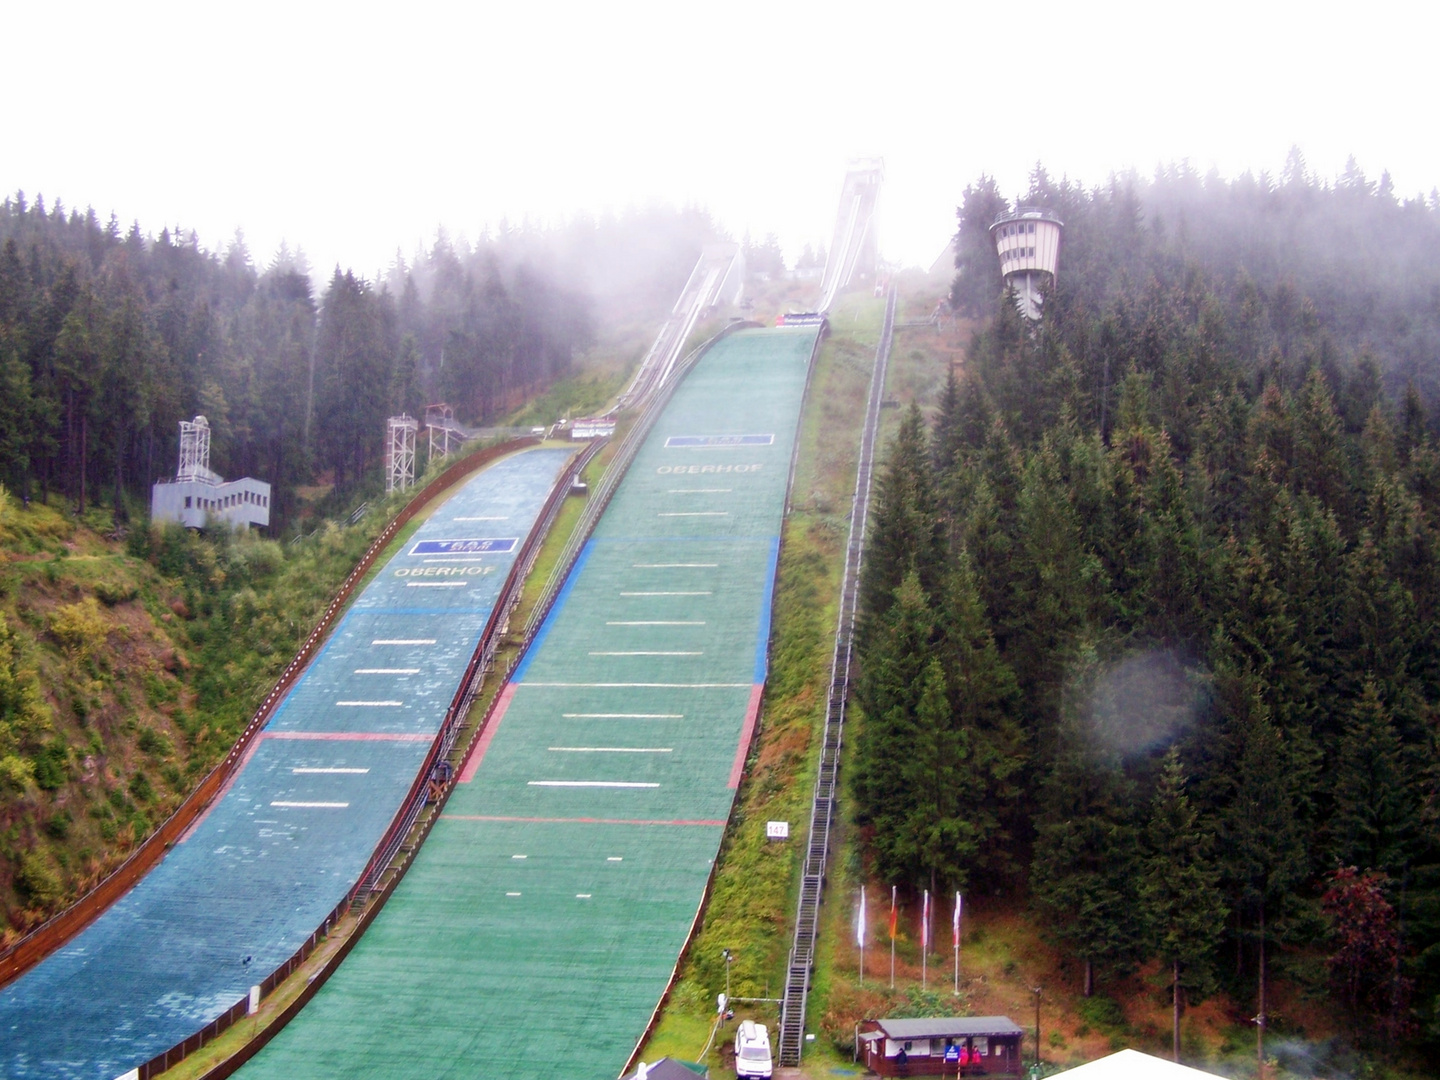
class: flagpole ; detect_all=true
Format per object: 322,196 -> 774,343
889,885 -> 896,989
859,886 -> 865,985
954,892 -> 962,994
922,889 -> 929,989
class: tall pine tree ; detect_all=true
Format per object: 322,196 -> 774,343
1142,749 -> 1226,1062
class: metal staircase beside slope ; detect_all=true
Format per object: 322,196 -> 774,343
777,286 -> 896,1066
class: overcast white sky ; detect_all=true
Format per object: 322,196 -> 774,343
4,1 -> 1436,279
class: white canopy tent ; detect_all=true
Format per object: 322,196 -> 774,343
1057,1048 -> 1224,1078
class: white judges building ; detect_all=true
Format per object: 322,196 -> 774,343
150,416 -> 271,530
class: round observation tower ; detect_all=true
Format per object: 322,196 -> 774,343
990,206 -> 1063,320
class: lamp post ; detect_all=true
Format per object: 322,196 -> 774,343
723,949 -> 733,1008
1032,986 -> 1042,1069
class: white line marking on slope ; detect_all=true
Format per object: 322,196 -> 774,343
562,713 -> 684,719
589,651 -> 702,656
528,683 -> 746,688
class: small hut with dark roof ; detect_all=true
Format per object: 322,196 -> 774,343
857,1016 -> 1026,1077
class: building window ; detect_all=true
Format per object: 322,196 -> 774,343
184,496 -> 192,509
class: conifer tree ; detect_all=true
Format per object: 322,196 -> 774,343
1031,723 -> 1142,996
390,334 -> 422,418
0,341 -> 32,492
1218,698 -> 1308,1068
1398,383 -> 1428,468
894,657 -> 976,890
938,555 -> 1026,877
1330,681 -> 1417,877
1141,749 -> 1225,1062
1008,443 -> 1101,757
313,270 -> 395,488
1293,366 -> 1350,521
932,368 -> 963,475
853,571 -> 935,872
949,176 -> 1009,319
858,405 -> 944,638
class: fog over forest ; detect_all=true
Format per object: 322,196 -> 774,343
953,154 -> 1440,407
0,196 -> 732,527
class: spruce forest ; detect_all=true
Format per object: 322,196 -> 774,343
0,195 -> 721,528
855,158 -> 1440,1060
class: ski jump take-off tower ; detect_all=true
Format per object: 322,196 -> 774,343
990,205 -> 1063,319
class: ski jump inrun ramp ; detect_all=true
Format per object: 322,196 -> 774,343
0,447 -> 575,1080
236,325 -> 821,1080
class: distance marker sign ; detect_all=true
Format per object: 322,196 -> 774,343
410,538 -> 518,555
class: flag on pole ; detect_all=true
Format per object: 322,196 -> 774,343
953,892 -> 962,948
857,886 -> 866,948
922,889 -> 931,952
888,886 -> 898,940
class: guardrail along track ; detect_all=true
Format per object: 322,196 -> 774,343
777,286 -> 895,1067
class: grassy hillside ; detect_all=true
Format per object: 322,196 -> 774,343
0,484 -> 413,940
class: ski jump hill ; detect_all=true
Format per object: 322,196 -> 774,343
2,159 -> 882,1080
0,446 -> 576,1079
235,325 -> 821,1079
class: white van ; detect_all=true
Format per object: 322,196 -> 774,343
734,1020 -> 773,1079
